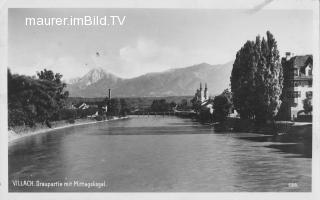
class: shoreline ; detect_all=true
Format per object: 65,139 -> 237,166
8,116 -> 129,144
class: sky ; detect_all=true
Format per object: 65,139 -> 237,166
8,8 -> 313,80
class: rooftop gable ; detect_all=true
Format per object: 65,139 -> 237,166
291,55 -> 313,69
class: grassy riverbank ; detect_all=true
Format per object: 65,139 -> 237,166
8,116 -> 129,143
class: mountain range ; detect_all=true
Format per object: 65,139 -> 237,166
66,61 -> 234,98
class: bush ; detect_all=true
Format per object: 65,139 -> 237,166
66,119 -> 75,124
198,109 -> 213,123
95,115 -> 104,121
58,108 -> 77,120
8,109 -> 27,127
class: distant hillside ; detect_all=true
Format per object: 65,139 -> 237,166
66,61 -> 233,98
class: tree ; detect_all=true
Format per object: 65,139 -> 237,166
191,96 -> 201,113
150,99 -> 169,112
36,69 -> 69,123
169,101 -> 177,110
303,98 -> 312,114
230,31 -> 283,122
221,89 -> 233,105
37,69 -> 69,110
8,69 -> 69,127
254,32 -> 283,122
110,98 -> 121,116
231,40 -> 257,119
213,91 -> 233,122
120,99 -> 130,116
177,99 -> 188,110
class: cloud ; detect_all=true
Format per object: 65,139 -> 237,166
12,38 -> 233,80
84,37 -> 234,78
34,56 -> 89,80
118,38 -> 183,77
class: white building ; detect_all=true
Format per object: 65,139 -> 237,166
279,53 -> 313,120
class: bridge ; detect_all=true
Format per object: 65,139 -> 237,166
130,110 -> 196,118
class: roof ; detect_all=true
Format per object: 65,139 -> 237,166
291,55 -> 313,69
201,99 -> 213,107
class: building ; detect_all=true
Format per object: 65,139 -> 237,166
278,53 -> 313,120
194,83 -> 209,104
192,83 -> 214,114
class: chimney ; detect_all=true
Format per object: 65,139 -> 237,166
285,52 -> 291,61
108,89 -> 111,100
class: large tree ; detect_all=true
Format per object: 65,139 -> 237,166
230,31 -> 283,122
8,69 -> 69,127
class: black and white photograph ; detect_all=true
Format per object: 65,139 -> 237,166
0,0 -> 319,199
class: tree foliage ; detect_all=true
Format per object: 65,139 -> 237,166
8,69 -> 69,127
213,89 -> 233,122
120,99 -> 130,116
191,96 -> 201,113
109,98 -> 121,116
230,31 -> 283,122
177,99 -> 189,110
150,99 -> 172,112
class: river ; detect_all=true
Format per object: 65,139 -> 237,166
9,116 -> 311,192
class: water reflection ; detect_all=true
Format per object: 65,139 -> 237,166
239,136 -> 312,158
9,116 -> 311,192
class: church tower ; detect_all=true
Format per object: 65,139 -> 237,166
204,83 -> 208,100
200,82 -> 204,102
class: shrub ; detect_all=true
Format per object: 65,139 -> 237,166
58,108 -> 77,120
95,115 -> 103,121
66,119 -> 75,124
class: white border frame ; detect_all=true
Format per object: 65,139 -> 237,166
0,0 -> 319,200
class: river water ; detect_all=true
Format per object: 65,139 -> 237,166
9,116 -> 311,192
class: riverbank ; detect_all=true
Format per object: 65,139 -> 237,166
8,116 -> 129,143
212,117 -> 312,140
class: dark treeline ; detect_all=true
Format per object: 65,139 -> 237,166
150,99 -> 175,112
149,98 -> 192,113
8,69 -> 130,128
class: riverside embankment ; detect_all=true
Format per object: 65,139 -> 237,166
9,116 -> 129,143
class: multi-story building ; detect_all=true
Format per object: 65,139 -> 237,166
278,52 -> 313,120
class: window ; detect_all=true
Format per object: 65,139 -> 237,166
305,65 -> 312,76
294,68 -> 299,76
306,91 -> 312,99
292,80 -> 311,87
294,91 -> 301,98
287,91 -> 301,98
